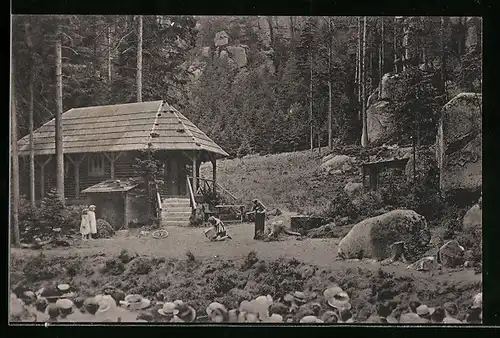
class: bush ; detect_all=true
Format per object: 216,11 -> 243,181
23,253 -> 65,282
455,227 -> 482,263
18,189 -> 81,243
96,219 -> 115,238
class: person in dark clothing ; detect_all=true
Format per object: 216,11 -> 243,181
430,307 -> 446,323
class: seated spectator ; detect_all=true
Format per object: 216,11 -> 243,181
443,302 -> 462,324
339,308 -> 354,323
430,307 -> 445,324
416,305 -> 434,322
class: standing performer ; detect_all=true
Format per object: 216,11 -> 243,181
80,208 -> 90,240
88,205 -> 97,240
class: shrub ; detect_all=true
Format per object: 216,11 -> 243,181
96,219 -> 115,238
241,251 -> 259,271
23,253 -> 65,282
18,190 -> 83,243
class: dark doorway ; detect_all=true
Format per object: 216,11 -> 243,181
164,158 -> 188,197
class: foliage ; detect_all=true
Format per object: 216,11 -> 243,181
133,148 -> 165,226
18,189 -> 80,243
96,219 -> 115,238
388,67 -> 441,145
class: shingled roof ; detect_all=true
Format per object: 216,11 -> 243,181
17,100 -> 229,158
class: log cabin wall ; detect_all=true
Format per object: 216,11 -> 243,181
18,151 -> 142,202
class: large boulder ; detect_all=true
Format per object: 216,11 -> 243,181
379,73 -> 403,101
463,203 -> 482,231
366,101 -> 394,145
435,93 -> 482,198
214,31 -> 229,47
465,17 -> 480,53
320,155 -> 355,173
227,46 -> 248,68
337,210 -> 430,261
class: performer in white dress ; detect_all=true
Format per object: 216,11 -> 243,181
88,205 -> 97,239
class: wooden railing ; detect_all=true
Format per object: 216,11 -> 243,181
186,176 -> 197,210
189,176 -> 241,204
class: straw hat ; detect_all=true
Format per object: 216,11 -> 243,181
206,302 -> 228,316
89,205 -> 96,210
324,286 -> 351,310
416,305 -> 435,316
158,302 -> 179,316
57,284 -> 71,292
293,291 -> 307,304
299,315 -> 324,323
321,310 -> 339,323
122,294 -> 151,311
176,302 -> 197,322
56,299 -> 75,315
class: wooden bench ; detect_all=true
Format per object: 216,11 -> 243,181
215,204 -> 246,223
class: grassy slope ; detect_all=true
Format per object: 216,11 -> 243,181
200,148 -> 355,215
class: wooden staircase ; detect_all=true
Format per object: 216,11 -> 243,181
161,198 -> 191,227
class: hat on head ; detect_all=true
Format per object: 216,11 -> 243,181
158,302 -> 179,316
443,302 -> 459,316
122,294 -> 151,311
416,304 -> 435,316
56,298 -> 74,313
206,302 -> 228,316
57,284 -> 71,292
208,216 -> 217,224
321,310 -> 339,323
472,293 -> 482,309
324,286 -> 351,310
89,205 -> 96,210
293,291 -> 307,304
299,315 -> 324,323
176,302 -> 197,322
207,302 -> 228,322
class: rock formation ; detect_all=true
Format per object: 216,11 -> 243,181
435,93 -> 482,198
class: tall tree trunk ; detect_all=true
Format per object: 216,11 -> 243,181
309,46 -> 313,152
11,78 -> 21,248
361,16 -> 369,148
393,16 -> 398,72
328,17 -> 333,151
289,16 -> 294,40
379,17 -> 384,95
440,16 -> 447,104
137,15 -> 143,103
24,21 -> 36,207
55,26 -> 65,204
108,25 -> 112,82
357,17 -> 362,121
267,16 -> 274,49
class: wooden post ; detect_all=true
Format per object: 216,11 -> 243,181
124,193 -> 129,230
37,156 -> 52,199
66,154 -> 86,199
103,152 -> 123,180
211,155 -> 217,194
192,151 -> 198,194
